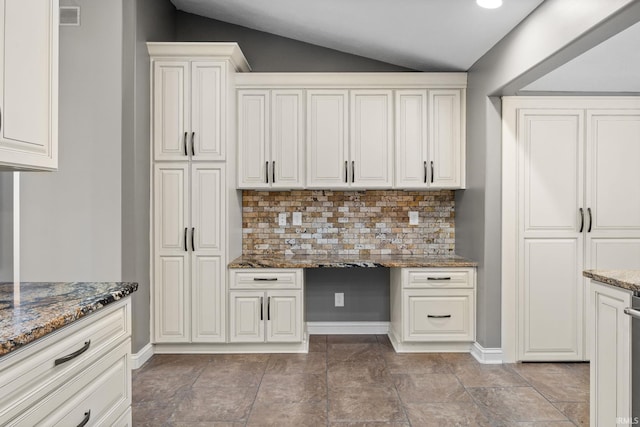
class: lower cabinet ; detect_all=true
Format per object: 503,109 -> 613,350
589,280 -> 632,426
389,267 -> 476,351
229,269 -> 304,344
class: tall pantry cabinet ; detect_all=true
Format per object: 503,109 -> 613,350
502,97 -> 640,362
148,43 -> 249,347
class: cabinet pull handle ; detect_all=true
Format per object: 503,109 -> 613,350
424,161 -> 427,183
272,161 -> 276,183
183,132 -> 188,156
427,277 -> 451,281
260,297 -> 264,321
184,227 -> 188,251
344,161 -> 348,183
54,340 -> 91,366
191,132 -> 195,156
430,161 -> 434,183
587,207 -> 592,233
265,161 -> 269,183
191,227 -> 195,251
352,161 -> 355,183
77,410 -> 91,427
624,307 -> 640,320
267,296 -> 271,321
579,208 -> 584,232
253,277 -> 278,281
427,314 -> 451,319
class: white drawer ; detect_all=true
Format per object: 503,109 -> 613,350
403,289 -> 475,342
8,339 -> 131,427
230,269 -> 303,289
404,268 -> 473,289
0,299 -> 130,423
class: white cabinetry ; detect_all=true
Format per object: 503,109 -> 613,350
229,269 -> 304,344
0,299 -> 132,426
395,90 -> 464,188
237,89 -> 304,188
589,280 -> 632,426
389,267 -> 476,352
502,97 -> 640,362
0,0 -> 58,171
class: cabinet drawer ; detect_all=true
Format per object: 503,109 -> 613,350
404,290 -> 475,342
230,269 -> 303,289
405,268 -> 473,288
8,339 -> 131,427
0,300 -> 130,422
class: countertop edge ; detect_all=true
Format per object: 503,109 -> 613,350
228,255 -> 477,269
583,270 -> 640,294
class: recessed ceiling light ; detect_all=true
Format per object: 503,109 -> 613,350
477,0 -> 503,9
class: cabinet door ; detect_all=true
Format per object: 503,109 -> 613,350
590,281 -> 631,426
153,61 -> 189,161
191,164 -> 224,252
403,289 -> 474,342
518,109 -> 585,361
395,91 -> 428,188
306,90 -> 349,188
154,164 -> 189,253
192,255 -> 224,342
191,62 -> 225,160
237,90 -> 269,188
0,0 -> 58,170
155,255 -> 189,342
428,90 -> 462,188
229,291 -> 265,343
266,291 -> 303,343
271,90 -> 304,189
350,90 -> 393,188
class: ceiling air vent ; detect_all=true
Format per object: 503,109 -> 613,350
60,6 -> 80,26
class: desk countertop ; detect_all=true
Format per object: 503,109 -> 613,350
229,254 -> 477,269
0,282 -> 138,357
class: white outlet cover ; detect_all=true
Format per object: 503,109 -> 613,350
335,292 -> 344,307
409,211 -> 419,225
278,213 -> 287,227
292,212 -> 302,226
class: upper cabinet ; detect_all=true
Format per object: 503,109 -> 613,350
236,73 -> 466,190
0,0 -> 59,171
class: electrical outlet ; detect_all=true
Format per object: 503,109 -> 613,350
409,211 -> 419,225
278,213 -> 287,227
335,292 -> 344,307
292,212 -> 302,226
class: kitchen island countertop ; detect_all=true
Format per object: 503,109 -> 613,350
0,282 -> 138,357
583,270 -> 640,294
229,253 -> 477,269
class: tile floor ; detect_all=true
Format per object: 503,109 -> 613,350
132,335 -> 589,426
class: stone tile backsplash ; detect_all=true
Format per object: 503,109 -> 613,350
242,190 -> 455,256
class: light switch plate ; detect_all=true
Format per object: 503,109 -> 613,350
409,211 -> 419,225
292,212 -> 302,226
278,213 -> 287,227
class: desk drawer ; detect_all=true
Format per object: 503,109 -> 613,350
0,300 -> 130,422
230,269 -> 303,290
405,268 -> 473,288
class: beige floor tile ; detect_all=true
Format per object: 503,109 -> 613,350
266,353 -> 326,374
329,423 -> 410,427
383,352 -> 451,374
552,401 -> 589,426
132,373 -> 193,403
247,402 -> 328,426
509,363 -> 589,402
468,386 -> 568,423
329,386 -> 407,423
392,373 -> 471,403
193,362 -> 264,388
328,362 -> 393,388
403,401 -> 493,426
132,401 -> 178,426
327,343 -> 385,365
171,386 -> 256,423
452,363 -> 528,388
328,334 -> 378,344
256,373 -> 327,404
309,334 -> 328,352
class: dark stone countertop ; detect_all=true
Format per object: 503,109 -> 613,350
583,270 -> 640,294
229,254 -> 477,269
0,282 -> 138,357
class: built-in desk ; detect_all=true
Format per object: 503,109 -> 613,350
229,254 -> 477,269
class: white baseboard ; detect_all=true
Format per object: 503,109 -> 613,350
131,343 -> 154,369
470,342 -> 504,364
306,321 -> 389,335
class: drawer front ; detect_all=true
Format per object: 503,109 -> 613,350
0,299 -> 130,422
405,268 -> 473,289
404,290 -> 475,342
8,339 -> 131,427
230,269 -> 303,289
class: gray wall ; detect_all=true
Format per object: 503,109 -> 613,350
20,0 -> 124,282
456,0 -> 640,348
176,12 -> 412,72
123,0 -> 176,353
0,173 -> 12,281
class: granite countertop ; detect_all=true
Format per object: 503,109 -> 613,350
0,282 -> 138,357
583,270 -> 640,294
229,254 -> 477,269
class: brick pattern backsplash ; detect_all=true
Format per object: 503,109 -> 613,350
242,190 -> 455,256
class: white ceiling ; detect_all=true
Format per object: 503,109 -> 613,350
170,0 -> 545,71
